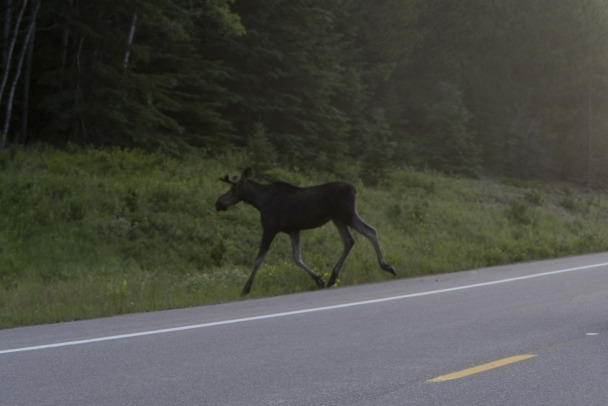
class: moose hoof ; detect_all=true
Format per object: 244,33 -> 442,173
382,264 -> 396,275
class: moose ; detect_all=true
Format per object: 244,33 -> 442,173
215,167 -> 396,294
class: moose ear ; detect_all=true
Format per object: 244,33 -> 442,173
219,175 -> 233,185
242,167 -> 252,179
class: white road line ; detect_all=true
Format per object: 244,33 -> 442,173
2,261 -> 607,355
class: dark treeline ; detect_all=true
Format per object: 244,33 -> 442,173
2,0 -> 608,185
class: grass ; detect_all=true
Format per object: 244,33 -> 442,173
2,145 -> 608,328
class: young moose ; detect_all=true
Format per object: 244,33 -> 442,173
215,168 -> 396,294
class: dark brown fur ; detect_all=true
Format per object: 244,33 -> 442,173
216,168 -> 396,294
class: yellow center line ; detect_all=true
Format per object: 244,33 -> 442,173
427,354 -> 537,383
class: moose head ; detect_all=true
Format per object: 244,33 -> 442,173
215,167 -> 252,211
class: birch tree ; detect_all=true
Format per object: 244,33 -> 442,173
1,0 -> 40,149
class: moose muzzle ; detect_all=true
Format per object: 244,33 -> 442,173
215,200 -> 228,211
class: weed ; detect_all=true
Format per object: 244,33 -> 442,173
525,190 -> 544,206
107,279 -> 130,313
560,196 -> 577,212
505,199 -> 536,226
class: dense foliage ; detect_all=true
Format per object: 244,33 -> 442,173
2,0 -> 608,184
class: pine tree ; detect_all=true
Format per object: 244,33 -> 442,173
424,83 -> 481,177
211,0 -> 350,167
16,0 -> 243,151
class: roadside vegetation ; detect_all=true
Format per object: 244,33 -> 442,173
2,146 -> 608,328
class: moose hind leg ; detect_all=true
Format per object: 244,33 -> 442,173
351,215 -> 396,275
328,222 -> 355,287
289,232 -> 325,289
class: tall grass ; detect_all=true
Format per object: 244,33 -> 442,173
2,146 -> 608,328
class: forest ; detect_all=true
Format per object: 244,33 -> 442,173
2,0 -> 608,186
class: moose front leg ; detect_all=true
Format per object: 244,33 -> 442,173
243,230 -> 276,295
289,232 -> 325,289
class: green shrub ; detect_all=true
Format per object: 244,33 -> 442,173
560,196 -> 577,212
525,190 -> 544,206
505,199 -> 537,226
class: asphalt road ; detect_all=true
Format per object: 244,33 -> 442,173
2,253 -> 608,405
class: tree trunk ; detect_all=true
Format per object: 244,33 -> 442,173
1,0 -> 39,148
123,12 -> 137,69
17,18 -> 34,144
3,0 -> 13,68
73,35 -> 84,141
0,0 -> 27,106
